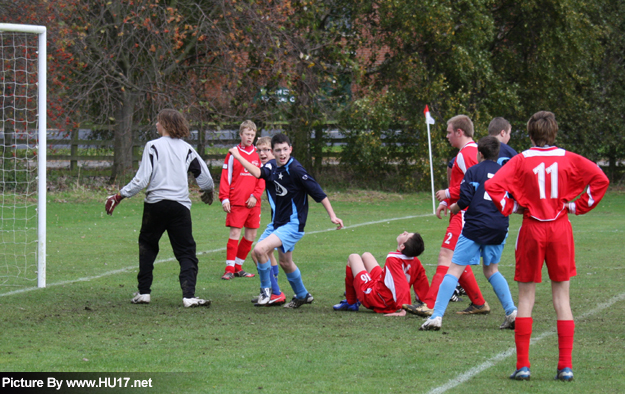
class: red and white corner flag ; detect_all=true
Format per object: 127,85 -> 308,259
424,104 -> 436,214
424,105 -> 435,125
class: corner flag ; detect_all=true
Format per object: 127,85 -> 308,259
424,105 -> 435,125
424,105 -> 436,214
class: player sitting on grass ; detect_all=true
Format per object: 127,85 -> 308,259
334,232 -> 429,316
420,136 -> 517,331
485,111 -> 610,382
105,108 -> 214,308
218,120 -> 264,280
228,133 -> 344,308
249,136 -> 284,305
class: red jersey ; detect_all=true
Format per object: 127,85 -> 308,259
368,252 -> 428,314
484,147 -> 609,221
219,145 -> 265,207
445,141 -> 478,205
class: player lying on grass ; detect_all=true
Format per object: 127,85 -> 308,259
105,108 -> 214,308
218,120 -> 263,280
229,133 -> 344,308
485,111 -> 610,382
334,232 -> 429,316
420,136 -> 517,331
249,136 -> 284,305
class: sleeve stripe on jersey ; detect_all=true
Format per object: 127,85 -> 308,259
383,270 -> 398,302
587,187 -> 595,207
457,153 -> 467,173
227,154 -> 234,185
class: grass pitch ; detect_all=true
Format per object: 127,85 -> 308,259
1,189 -> 624,393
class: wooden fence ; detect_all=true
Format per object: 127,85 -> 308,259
1,127 -> 343,170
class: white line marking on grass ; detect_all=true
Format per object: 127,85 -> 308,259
0,214 -> 433,297
426,291 -> 625,394
0,247 -> 227,297
308,213 -> 433,235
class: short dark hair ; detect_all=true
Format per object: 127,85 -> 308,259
478,136 -> 500,161
447,115 -> 474,137
271,133 -> 291,148
488,117 -> 511,136
527,111 -> 558,147
157,109 -> 189,139
403,233 -> 425,257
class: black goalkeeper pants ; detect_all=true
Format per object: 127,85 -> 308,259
137,200 -> 199,298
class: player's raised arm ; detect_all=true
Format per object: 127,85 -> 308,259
228,147 -> 261,178
320,197 -> 344,229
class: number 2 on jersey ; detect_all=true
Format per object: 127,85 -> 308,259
533,162 -> 558,199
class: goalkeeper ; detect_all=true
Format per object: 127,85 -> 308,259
105,108 -> 215,308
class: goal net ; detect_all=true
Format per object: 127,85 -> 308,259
0,24 -> 47,289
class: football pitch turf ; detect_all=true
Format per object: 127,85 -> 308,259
1,190 -> 624,393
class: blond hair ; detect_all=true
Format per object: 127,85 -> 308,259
256,136 -> 271,147
447,115 -> 474,138
239,120 -> 257,134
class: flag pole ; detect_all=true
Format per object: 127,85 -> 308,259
427,122 -> 436,214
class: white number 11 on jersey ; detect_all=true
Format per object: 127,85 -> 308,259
533,162 -> 558,199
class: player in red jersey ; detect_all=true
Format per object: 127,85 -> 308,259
218,120 -> 265,280
403,115 -> 489,317
485,111 -> 609,382
333,232 -> 429,315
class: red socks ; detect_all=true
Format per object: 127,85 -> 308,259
458,266 -> 486,306
557,320 -> 575,370
424,265 -> 449,308
345,265 -> 358,305
514,318 -> 575,371
235,238 -> 254,272
225,238 -> 238,273
515,317 -> 533,369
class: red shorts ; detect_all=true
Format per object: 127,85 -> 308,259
441,211 -> 464,250
514,216 -> 576,283
354,267 -> 394,312
225,204 -> 261,229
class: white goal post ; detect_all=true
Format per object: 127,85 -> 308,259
0,23 -> 47,288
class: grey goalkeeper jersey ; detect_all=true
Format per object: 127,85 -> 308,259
120,136 -> 214,210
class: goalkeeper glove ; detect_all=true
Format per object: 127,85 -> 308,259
201,189 -> 214,205
105,193 -> 124,215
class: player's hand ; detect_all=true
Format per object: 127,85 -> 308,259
436,203 -> 448,219
201,189 -> 214,205
384,309 -> 406,317
228,147 -> 239,157
566,202 -> 576,215
222,200 -> 231,213
246,195 -> 257,208
435,189 -> 447,202
105,193 -> 124,216
449,203 -> 460,215
331,216 -> 344,230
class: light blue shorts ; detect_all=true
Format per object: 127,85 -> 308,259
259,221 -> 304,253
258,222 -> 275,243
451,234 -> 505,266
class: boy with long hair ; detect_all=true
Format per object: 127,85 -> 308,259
105,109 -> 214,307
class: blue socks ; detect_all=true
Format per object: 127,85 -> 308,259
488,271 -> 517,315
258,261 -> 272,289
270,265 -> 281,295
432,274 -> 459,319
286,268 -> 308,299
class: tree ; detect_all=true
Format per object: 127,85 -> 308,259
43,0 -> 209,181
